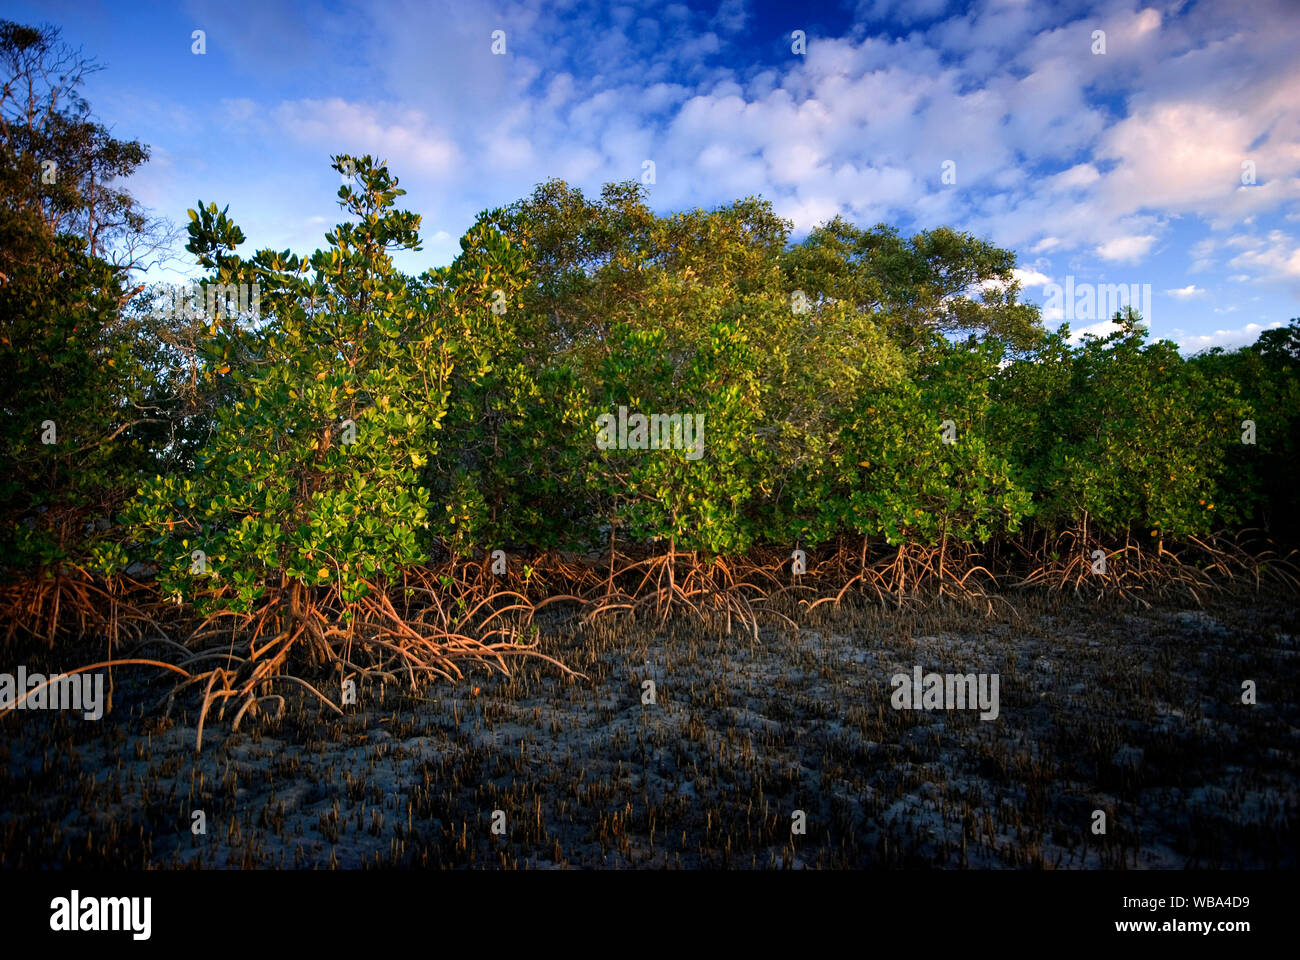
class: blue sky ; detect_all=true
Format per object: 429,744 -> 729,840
11,0 -> 1300,351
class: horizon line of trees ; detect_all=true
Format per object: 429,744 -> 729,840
3,19 -> 1298,626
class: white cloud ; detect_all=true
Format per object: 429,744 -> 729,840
270,99 -> 461,178
1095,235 -> 1158,263
983,267 -> 1052,294
1013,267 -> 1052,288
855,0 -> 949,25
711,0 -> 747,34
125,0 -> 1300,324
1066,319 -> 1124,342
1048,163 -> 1101,192
1178,321 -> 1285,352
1225,230 -> 1300,283
308,0 -> 1300,293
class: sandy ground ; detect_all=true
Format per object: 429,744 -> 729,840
1,592 -> 1296,868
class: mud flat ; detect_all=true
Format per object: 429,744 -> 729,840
1,594 -> 1296,869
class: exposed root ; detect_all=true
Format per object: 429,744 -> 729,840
1014,527 -> 1299,605
5,529 -> 1296,751
0,571 -> 154,649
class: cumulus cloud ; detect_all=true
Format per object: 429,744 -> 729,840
120,0 -> 1300,343
1013,267 -> 1052,288
1225,230 -> 1300,283
1066,318 -> 1125,342
217,0 -> 1299,282
1177,321 -> 1286,352
307,0 -> 1298,273
981,267 -> 1053,295
1096,235 -> 1158,263
270,99 -> 462,178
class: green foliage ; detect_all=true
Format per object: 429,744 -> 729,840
7,138 -> 1297,619
126,156 -> 461,612
420,219 -> 590,553
781,217 -> 1046,351
0,19 -> 181,585
1187,318 -> 1300,538
593,319 -> 765,555
790,336 -> 1032,549
1,20 -> 160,269
995,312 -> 1245,539
0,222 -> 164,577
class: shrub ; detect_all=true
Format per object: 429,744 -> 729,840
126,157 -> 478,617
